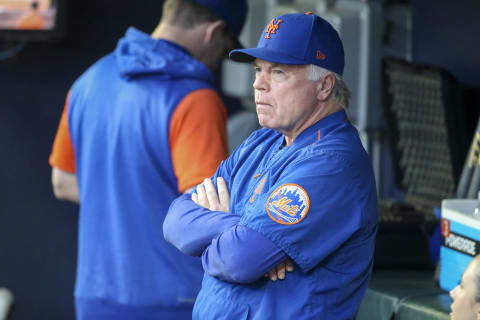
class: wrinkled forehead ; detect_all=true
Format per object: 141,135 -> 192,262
253,58 -> 309,72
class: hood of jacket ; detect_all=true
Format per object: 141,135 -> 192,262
114,27 -> 214,84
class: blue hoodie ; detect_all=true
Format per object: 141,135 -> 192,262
67,27 -> 215,319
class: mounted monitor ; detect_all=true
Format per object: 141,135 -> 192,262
0,0 -> 66,41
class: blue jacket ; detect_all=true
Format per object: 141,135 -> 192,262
68,27 -> 215,319
165,110 -> 378,319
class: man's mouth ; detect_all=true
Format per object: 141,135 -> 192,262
256,101 -> 272,108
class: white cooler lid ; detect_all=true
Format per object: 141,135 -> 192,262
442,199 -> 480,229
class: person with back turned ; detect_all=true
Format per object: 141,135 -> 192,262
164,11 -> 378,319
48,0 -> 247,319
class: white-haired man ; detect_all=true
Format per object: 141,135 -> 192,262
164,12 -> 378,319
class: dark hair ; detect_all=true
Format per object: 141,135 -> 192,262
32,1 -> 39,10
161,0 -> 236,52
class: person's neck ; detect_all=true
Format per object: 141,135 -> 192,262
151,22 -> 211,69
151,23 -> 195,53
283,101 -> 343,146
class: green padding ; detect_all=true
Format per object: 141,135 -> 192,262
357,289 -> 397,320
357,270 -> 451,320
396,294 -> 451,320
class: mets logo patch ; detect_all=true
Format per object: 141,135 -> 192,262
266,184 -> 310,225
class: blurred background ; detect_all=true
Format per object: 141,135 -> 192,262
0,0 -> 479,319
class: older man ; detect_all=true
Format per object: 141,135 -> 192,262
164,12 -> 378,319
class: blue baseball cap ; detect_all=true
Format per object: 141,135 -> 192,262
193,0 -> 248,39
230,12 -> 344,75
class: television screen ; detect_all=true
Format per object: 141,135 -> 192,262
0,0 -> 65,41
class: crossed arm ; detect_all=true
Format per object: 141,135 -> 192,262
164,177 -> 293,283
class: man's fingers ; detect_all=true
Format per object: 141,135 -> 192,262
216,177 -> 230,212
268,268 -> 278,281
276,262 -> 286,280
193,178 -> 230,212
203,178 -> 220,210
191,193 -> 198,204
266,260 -> 294,282
196,184 -> 209,208
286,259 -> 294,272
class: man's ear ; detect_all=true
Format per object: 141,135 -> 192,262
204,20 -> 226,44
316,73 -> 335,101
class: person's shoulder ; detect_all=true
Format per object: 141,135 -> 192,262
75,52 -> 116,78
308,124 -> 370,166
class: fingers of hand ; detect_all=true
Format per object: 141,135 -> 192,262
266,260 -> 294,282
216,177 -> 230,212
191,193 -> 198,204
196,183 -> 210,208
268,268 -> 278,281
276,262 -> 286,280
286,259 -> 294,272
203,178 -> 221,211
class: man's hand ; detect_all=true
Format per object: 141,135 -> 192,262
264,259 -> 294,281
193,178 -> 293,281
192,177 -> 229,212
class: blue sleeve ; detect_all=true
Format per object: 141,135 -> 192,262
163,193 -> 241,256
165,129 -> 292,280
163,135 -> 248,256
201,225 -> 287,284
239,152 -> 378,273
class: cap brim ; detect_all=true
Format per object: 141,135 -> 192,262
229,47 -> 307,65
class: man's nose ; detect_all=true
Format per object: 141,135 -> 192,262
449,286 -> 457,299
253,73 -> 269,91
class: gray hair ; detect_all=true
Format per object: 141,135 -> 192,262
307,64 -> 350,109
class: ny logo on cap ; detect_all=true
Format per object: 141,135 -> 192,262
264,18 -> 283,39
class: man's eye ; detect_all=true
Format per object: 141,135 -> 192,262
272,69 -> 283,74
254,67 -> 261,73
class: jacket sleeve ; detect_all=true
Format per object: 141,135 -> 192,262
163,193 -> 240,256
201,224 -> 287,284
239,152 -> 378,273
163,144 -> 241,256
202,151 -> 377,282
164,194 -> 289,283
165,129 -> 290,282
